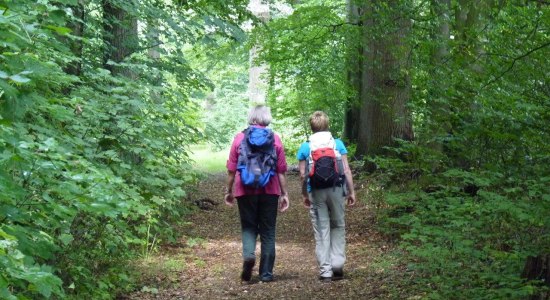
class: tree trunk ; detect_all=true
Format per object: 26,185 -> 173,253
455,0 -> 486,73
102,0 -> 138,77
64,0 -> 85,77
444,0 -> 486,169
522,254 -> 550,300
427,0 -> 451,158
355,0 -> 413,158
100,1 -> 141,165
146,20 -> 162,102
147,23 -> 160,62
248,0 -> 270,104
344,0 -> 362,143
344,107 -> 360,144
431,0 -> 450,65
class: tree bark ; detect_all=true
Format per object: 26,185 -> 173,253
344,0 -> 362,143
355,0 -> 414,158
64,0 -> 85,77
147,20 -> 162,103
427,0 -> 451,157
102,0 -> 138,77
248,0 -> 270,104
455,0 -> 486,73
522,254 -> 550,300
431,0 -> 450,65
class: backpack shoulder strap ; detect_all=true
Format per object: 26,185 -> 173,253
242,126 -> 251,138
237,128 -> 252,165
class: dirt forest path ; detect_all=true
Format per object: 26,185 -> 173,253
130,172 -> 406,299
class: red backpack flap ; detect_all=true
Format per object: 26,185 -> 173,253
311,147 -> 336,160
309,147 -> 338,177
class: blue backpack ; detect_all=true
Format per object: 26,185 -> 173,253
237,127 -> 277,188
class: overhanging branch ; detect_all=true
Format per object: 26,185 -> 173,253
482,39 -> 550,89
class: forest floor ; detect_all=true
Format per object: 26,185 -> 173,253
126,172 -> 413,299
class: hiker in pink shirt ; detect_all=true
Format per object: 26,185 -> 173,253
224,105 -> 289,283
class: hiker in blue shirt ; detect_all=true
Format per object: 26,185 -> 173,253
296,111 -> 356,282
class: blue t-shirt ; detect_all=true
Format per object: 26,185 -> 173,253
296,138 -> 348,161
296,138 -> 348,192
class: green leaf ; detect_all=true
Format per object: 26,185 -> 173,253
58,234 -> 73,246
0,287 -> 16,300
8,74 -> 30,83
0,229 -> 15,240
45,25 -> 72,35
54,0 -> 78,5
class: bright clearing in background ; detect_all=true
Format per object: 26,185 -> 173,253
190,144 -> 229,173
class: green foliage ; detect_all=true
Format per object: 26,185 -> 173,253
376,162 -> 550,298
0,0 -> 251,298
0,229 -> 64,299
368,1 -> 550,296
254,0 -> 550,298
188,42 -> 249,149
190,144 -> 229,173
250,1 -> 351,138
2,0 -> 549,298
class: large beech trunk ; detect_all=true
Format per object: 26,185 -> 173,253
355,0 -> 414,158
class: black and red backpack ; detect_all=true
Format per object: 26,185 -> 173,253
307,132 -> 344,189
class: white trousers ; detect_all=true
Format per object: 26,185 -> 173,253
309,186 -> 346,278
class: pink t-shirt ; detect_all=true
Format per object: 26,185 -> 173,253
226,126 -> 287,197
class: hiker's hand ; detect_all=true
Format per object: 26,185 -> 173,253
302,195 -> 311,208
279,194 -> 289,212
224,193 -> 235,207
347,193 -> 356,206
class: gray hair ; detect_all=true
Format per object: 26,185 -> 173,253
247,105 -> 272,126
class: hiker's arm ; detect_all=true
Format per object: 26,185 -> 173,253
225,134 -> 241,207
277,172 -> 289,212
224,170 -> 236,206
298,160 -> 311,208
299,160 -> 307,196
278,172 -> 289,196
341,155 -> 356,206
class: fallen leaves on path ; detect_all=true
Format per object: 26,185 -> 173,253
127,173 -> 412,299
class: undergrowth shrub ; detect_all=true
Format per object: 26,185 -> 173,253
370,142 -> 550,299
0,1 -> 205,298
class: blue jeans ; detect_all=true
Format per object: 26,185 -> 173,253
237,194 -> 279,281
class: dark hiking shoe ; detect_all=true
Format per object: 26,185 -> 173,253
260,276 -> 273,283
241,259 -> 255,282
332,269 -> 344,281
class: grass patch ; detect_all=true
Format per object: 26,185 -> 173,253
189,144 -> 229,174
132,255 -> 188,289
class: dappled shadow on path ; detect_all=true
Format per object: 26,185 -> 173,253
127,173 -> 407,299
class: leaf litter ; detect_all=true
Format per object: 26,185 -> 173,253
126,173 -> 412,299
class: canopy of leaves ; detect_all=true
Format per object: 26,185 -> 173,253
250,1 -> 351,140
